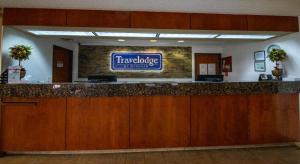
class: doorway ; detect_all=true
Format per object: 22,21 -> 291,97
52,45 -> 73,82
194,53 -> 221,79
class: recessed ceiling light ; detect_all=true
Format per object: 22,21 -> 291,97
96,32 -> 157,38
217,35 -> 275,39
117,39 -> 126,42
28,30 -> 95,36
159,33 -> 218,39
149,39 -> 158,43
177,40 -> 185,43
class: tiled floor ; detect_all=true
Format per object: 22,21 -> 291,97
0,146 -> 299,164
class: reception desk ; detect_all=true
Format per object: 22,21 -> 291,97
0,81 -> 299,152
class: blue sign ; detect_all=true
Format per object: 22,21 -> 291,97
111,53 -> 163,71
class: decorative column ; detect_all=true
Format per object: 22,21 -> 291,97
0,8 -> 3,73
0,8 -> 3,156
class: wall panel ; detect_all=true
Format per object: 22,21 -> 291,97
131,11 -> 190,29
248,15 -> 299,32
191,14 -> 248,30
3,8 -> 67,26
67,10 -> 130,28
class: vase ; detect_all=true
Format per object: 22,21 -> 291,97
272,67 -> 283,80
20,67 -> 26,79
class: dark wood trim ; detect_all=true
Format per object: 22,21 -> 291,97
191,13 -> 248,31
131,11 -> 191,29
247,15 -> 299,32
3,8 -> 299,32
66,9 -> 131,28
3,8 -> 67,26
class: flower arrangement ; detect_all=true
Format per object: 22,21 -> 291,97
9,45 -> 32,66
267,48 -> 287,66
267,48 -> 287,80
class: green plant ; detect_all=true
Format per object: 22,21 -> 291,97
267,48 -> 287,66
9,44 -> 32,66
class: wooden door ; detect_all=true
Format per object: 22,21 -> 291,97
248,94 -> 299,144
130,96 -> 190,148
1,98 -> 66,151
191,95 -> 249,146
52,46 -> 73,82
195,53 -> 221,78
66,97 -> 130,150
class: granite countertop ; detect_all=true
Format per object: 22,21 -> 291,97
0,81 -> 300,97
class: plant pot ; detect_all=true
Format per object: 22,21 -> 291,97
20,67 -> 26,79
272,67 -> 283,80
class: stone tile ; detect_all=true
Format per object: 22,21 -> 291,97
248,147 -> 300,164
125,152 -> 145,164
144,152 -> 166,164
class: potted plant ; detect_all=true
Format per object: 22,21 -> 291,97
267,48 -> 287,80
9,45 -> 32,79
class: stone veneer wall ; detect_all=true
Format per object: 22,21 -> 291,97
79,45 -> 192,78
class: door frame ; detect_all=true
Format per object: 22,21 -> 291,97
194,53 -> 222,79
52,45 -> 73,82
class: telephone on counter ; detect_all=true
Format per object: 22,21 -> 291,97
259,74 -> 273,81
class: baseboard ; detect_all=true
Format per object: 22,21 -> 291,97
4,143 -> 297,155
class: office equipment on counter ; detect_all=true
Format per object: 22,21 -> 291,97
259,74 -> 273,81
196,75 -> 224,82
0,69 -> 8,84
88,75 -> 117,83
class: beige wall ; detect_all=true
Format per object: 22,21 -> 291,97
3,27 -> 78,82
222,16 -> 300,82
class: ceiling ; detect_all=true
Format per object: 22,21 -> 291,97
1,0 -> 300,16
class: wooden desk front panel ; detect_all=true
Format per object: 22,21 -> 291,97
0,93 -> 298,151
191,95 -> 249,146
1,98 -> 66,151
248,94 -> 299,144
66,97 -> 130,150
130,96 -> 191,148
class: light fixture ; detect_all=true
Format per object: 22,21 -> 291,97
217,35 -> 275,39
117,39 -> 126,42
96,32 -> 157,38
159,33 -> 218,39
149,39 -> 158,43
177,40 -> 185,43
28,30 -> 95,36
